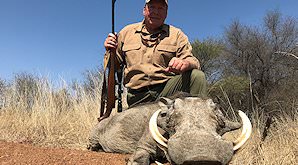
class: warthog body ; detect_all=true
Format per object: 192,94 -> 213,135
89,95 -> 250,165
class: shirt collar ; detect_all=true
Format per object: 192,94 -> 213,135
135,20 -> 168,34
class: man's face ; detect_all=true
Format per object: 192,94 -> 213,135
143,0 -> 168,30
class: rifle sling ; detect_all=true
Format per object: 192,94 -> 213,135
99,50 -> 116,122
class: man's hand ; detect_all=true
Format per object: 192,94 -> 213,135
165,57 -> 193,73
104,33 -> 118,51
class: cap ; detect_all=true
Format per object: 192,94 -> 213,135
145,0 -> 168,5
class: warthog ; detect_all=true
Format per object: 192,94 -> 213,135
88,94 -> 252,165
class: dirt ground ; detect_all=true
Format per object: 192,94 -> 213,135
0,141 -> 130,165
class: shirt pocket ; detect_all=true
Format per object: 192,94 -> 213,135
156,44 -> 177,66
122,44 -> 141,66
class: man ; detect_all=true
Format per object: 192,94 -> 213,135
104,0 -> 207,107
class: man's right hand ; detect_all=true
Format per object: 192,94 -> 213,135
104,33 -> 118,51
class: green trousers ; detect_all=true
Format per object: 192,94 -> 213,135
127,69 -> 208,107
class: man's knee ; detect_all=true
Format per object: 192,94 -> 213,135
190,69 -> 206,82
189,69 -> 208,97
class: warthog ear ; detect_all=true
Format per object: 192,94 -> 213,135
159,97 -> 174,105
215,108 -> 242,136
158,97 -> 174,110
207,98 -> 217,109
219,120 -> 242,136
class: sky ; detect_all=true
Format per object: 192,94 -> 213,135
0,0 -> 297,83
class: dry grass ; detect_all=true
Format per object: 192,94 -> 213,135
0,78 -> 100,149
0,77 -> 297,164
230,110 -> 297,164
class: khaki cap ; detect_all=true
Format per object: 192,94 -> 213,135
145,0 -> 168,5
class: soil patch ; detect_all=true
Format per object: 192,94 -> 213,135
0,141 -> 129,165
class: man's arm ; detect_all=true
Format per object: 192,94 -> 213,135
165,30 -> 200,73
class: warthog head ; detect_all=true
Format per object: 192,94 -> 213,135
149,96 -> 252,165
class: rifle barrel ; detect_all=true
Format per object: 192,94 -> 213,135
112,0 -> 116,34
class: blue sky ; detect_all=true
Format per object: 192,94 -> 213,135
0,0 -> 297,83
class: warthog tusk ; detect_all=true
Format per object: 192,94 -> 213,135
233,110 -> 252,151
149,109 -> 168,148
155,161 -> 164,165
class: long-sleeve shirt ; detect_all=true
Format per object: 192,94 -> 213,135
104,21 -> 199,90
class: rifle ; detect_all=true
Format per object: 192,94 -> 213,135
99,0 -> 123,122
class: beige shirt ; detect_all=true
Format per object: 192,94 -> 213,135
104,21 -> 199,90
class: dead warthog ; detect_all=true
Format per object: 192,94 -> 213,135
88,94 -> 252,165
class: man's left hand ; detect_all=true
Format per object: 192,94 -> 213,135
165,57 -> 192,73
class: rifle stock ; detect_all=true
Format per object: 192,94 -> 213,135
106,49 -> 116,116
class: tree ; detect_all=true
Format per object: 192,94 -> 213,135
81,68 -> 103,97
223,10 -> 298,103
191,39 -> 224,83
0,78 -> 7,109
13,72 -> 40,110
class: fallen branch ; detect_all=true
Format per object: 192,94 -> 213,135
275,51 -> 298,60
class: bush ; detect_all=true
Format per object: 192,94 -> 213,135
209,76 -> 251,115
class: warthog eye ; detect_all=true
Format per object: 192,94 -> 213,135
160,112 -> 167,117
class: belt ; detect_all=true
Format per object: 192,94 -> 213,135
128,83 -> 166,94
